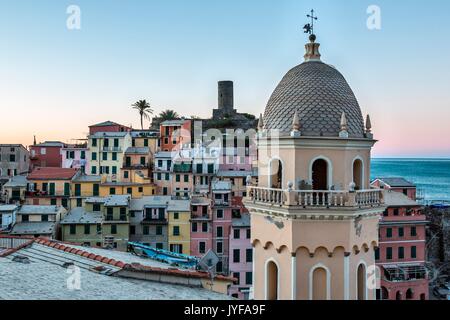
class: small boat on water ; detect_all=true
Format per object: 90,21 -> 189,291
128,242 -> 199,269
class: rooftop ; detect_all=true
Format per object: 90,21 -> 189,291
32,141 -> 65,147
18,205 -> 62,215
262,39 -> 366,138
28,167 -> 79,180
89,120 -> 128,128
167,199 -> 191,212
3,175 -> 29,188
10,222 -> 56,235
0,240 -> 230,300
130,196 -> 171,211
0,205 -> 18,212
373,177 -> 416,188
60,207 -> 103,224
155,151 -> 174,159
384,190 -> 420,207
212,180 -> 232,192
104,195 -> 130,207
161,120 -> 189,126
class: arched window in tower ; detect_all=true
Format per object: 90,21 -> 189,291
269,159 -> 283,189
312,159 -> 328,190
381,286 -> 389,300
266,260 -> 279,300
357,263 -> 366,300
353,159 -> 364,190
312,267 -> 328,300
406,288 -> 414,299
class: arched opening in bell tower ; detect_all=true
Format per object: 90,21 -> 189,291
357,263 -> 367,300
266,260 -> 279,300
311,267 -> 328,300
312,159 -> 328,190
269,159 -> 283,189
353,158 -> 364,190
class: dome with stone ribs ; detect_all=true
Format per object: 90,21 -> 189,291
263,45 -> 366,138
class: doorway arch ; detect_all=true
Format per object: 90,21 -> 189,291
265,259 -> 279,300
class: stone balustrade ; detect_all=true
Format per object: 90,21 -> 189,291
246,186 -> 384,208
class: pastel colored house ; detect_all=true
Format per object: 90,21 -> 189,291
153,151 -> 173,196
167,199 -> 191,255
99,179 -> 155,199
26,167 -> 80,209
131,130 -> 159,154
87,131 -> 132,180
0,144 -> 29,188
70,175 -> 102,208
60,207 -> 103,246
372,178 -> 428,300
10,205 -> 66,239
100,195 -> 131,251
129,196 -> 170,250
229,214 -> 253,300
2,175 -> 29,205
211,180 -> 232,274
0,204 -> 18,232
160,119 -> 192,152
61,144 -> 89,174
122,147 -> 152,182
29,141 -> 65,170
190,195 -> 213,258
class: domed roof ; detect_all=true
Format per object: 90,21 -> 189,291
263,55 -> 365,138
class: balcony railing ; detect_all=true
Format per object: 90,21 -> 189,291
246,186 -> 384,208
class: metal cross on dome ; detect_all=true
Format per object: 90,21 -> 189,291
303,9 -> 318,35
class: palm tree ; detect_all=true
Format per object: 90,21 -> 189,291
159,109 -> 180,121
132,100 -> 153,130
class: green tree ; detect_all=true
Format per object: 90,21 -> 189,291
159,109 -> 180,121
132,100 -> 153,130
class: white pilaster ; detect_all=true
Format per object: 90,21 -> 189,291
291,254 -> 297,300
344,253 -> 350,300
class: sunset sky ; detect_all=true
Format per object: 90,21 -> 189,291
1,0 -> 449,157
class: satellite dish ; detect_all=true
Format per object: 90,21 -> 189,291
198,249 -> 219,278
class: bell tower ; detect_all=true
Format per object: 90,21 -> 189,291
243,16 -> 385,300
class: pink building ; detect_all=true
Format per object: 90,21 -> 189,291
211,180 -> 233,275
88,121 -> 131,135
190,196 -> 213,258
61,144 -> 89,174
229,213 -> 252,300
372,178 -> 429,300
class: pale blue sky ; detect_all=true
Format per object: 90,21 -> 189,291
1,0 -> 450,157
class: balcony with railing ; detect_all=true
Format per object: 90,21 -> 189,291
245,186 -> 384,209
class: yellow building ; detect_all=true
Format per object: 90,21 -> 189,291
99,181 -> 155,199
87,131 -> 132,181
70,175 -> 102,208
167,199 -> 191,255
26,167 -> 80,209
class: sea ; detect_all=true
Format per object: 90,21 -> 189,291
371,158 -> 450,202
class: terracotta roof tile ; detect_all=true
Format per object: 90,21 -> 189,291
28,167 -> 79,180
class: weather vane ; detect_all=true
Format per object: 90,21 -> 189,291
303,9 -> 318,38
